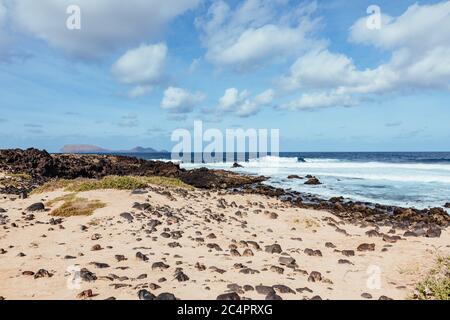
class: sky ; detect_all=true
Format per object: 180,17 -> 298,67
0,0 -> 449,152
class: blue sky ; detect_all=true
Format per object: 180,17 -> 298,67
0,0 -> 449,152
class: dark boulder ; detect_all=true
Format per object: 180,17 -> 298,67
304,177 -> 322,185
26,203 -> 45,212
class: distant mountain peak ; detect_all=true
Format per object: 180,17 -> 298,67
60,144 -> 164,154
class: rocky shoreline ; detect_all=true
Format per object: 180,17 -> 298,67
1,148 -> 449,239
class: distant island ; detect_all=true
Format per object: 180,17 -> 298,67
60,144 -> 168,154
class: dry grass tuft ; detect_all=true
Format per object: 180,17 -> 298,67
32,175 -> 192,194
412,256 -> 450,300
49,195 -> 106,217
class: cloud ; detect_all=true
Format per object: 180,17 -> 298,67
217,87 -> 274,117
118,113 -> 139,128
161,87 -> 205,113
112,43 -> 167,98
279,2 -> 450,110
10,0 -> 199,59
280,91 -> 355,110
112,43 -> 167,83
195,0 -> 322,70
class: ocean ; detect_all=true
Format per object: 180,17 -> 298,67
119,152 -> 450,211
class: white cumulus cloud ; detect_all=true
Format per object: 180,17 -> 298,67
161,87 -> 205,113
10,0 -> 199,59
196,0 -> 322,70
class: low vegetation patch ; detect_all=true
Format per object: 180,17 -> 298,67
32,175 -> 192,194
48,194 -> 106,217
413,256 -> 450,300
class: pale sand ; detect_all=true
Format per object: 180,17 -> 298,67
0,186 -> 448,300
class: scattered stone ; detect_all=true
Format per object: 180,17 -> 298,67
152,262 -> 170,271
270,266 -> 284,274
91,244 -> 103,251
26,203 -> 45,212
80,268 -> 97,282
426,227 -> 441,238
217,292 -> 240,300
273,285 -> 295,294
156,293 -> 177,300
341,250 -> 355,257
115,255 -> 127,262
266,293 -> 282,300
304,248 -> 322,257
265,244 -> 282,254
357,243 -> 375,252
34,269 -> 53,279
361,293 -> 373,299
120,212 -> 134,223
325,242 -> 336,248
77,289 -> 94,299
255,285 -> 275,296
287,175 -> 303,179
136,252 -> 149,262
138,289 -> 155,300
308,271 -> 322,282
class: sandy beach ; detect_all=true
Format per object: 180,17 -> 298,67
1,182 -> 449,300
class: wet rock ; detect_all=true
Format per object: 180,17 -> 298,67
304,177 -> 322,185
138,289 -> 155,300
26,203 -> 45,212
287,175 -> 303,179
444,202 -> 450,208
357,243 -> 375,252
265,244 -> 282,254
307,271 -> 322,282
217,292 -> 240,300
232,163 -> 243,168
